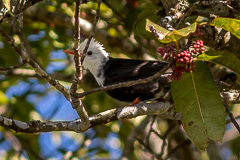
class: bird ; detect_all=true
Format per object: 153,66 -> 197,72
64,39 -> 172,103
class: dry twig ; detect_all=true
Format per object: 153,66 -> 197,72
0,27 -> 71,101
0,61 -> 27,71
223,101 -> 240,134
80,0 -> 102,64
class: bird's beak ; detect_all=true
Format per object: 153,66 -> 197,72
63,49 -> 75,55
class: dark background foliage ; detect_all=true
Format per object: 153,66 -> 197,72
0,0 -> 240,159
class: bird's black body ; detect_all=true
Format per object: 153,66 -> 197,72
64,39 -> 172,103
102,58 -> 171,102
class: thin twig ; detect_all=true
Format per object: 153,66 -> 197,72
122,116 -> 151,159
69,0 -> 89,131
164,140 -> 191,160
226,115 -> 240,124
176,2 -> 199,29
157,123 -> 176,159
146,116 -> 156,147
75,61 -> 173,98
136,137 -> 157,157
80,0 -> 102,64
14,0 -> 21,14
225,4 -> 240,15
72,0 -> 82,83
70,0 -> 82,94
0,27 -> 71,101
0,61 -> 27,71
1,0 -> 43,24
223,101 -> 240,134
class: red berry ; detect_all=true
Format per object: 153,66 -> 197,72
184,57 -> 189,61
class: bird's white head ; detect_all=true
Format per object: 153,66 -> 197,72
80,38 -> 109,70
64,38 -> 109,86
81,39 -> 109,86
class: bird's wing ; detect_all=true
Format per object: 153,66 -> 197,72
103,58 -> 171,85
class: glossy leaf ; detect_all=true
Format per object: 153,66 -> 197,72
173,22 -> 197,37
172,61 -> 225,149
3,0 -> 11,12
146,19 -> 170,40
210,18 -> 240,39
146,19 -> 197,43
198,50 -> 240,75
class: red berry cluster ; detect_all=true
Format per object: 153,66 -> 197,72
191,40 -> 205,55
170,50 -> 195,80
157,40 -> 205,80
157,44 -> 176,60
193,25 -> 203,37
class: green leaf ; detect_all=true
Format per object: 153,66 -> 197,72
198,50 -> 240,75
3,0 -> 11,12
145,19 -> 170,40
173,22 -> 197,37
0,90 -> 8,104
172,61 -> 225,149
210,18 -> 240,39
146,19 -> 197,43
133,5 -> 161,36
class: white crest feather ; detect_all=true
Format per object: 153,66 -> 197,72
80,38 -> 109,58
81,38 -> 109,86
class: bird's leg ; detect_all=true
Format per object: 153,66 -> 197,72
131,97 -> 141,105
157,98 -> 165,102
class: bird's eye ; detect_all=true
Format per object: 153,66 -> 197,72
87,51 -> 92,56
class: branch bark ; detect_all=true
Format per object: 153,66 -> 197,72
0,27 -> 71,101
69,0 -> 90,132
80,0 -> 102,63
0,60 -> 27,71
0,102 -> 174,133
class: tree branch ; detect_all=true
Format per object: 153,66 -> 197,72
0,0 -> 43,24
122,116 -> 152,159
69,0 -> 89,132
222,100 -> 240,134
221,91 -> 240,103
0,27 -> 71,101
176,2 -> 199,29
221,91 -> 240,133
164,140 -> 191,160
75,61 -> 173,98
80,0 -> 102,64
0,102 -> 173,133
0,60 -> 27,71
